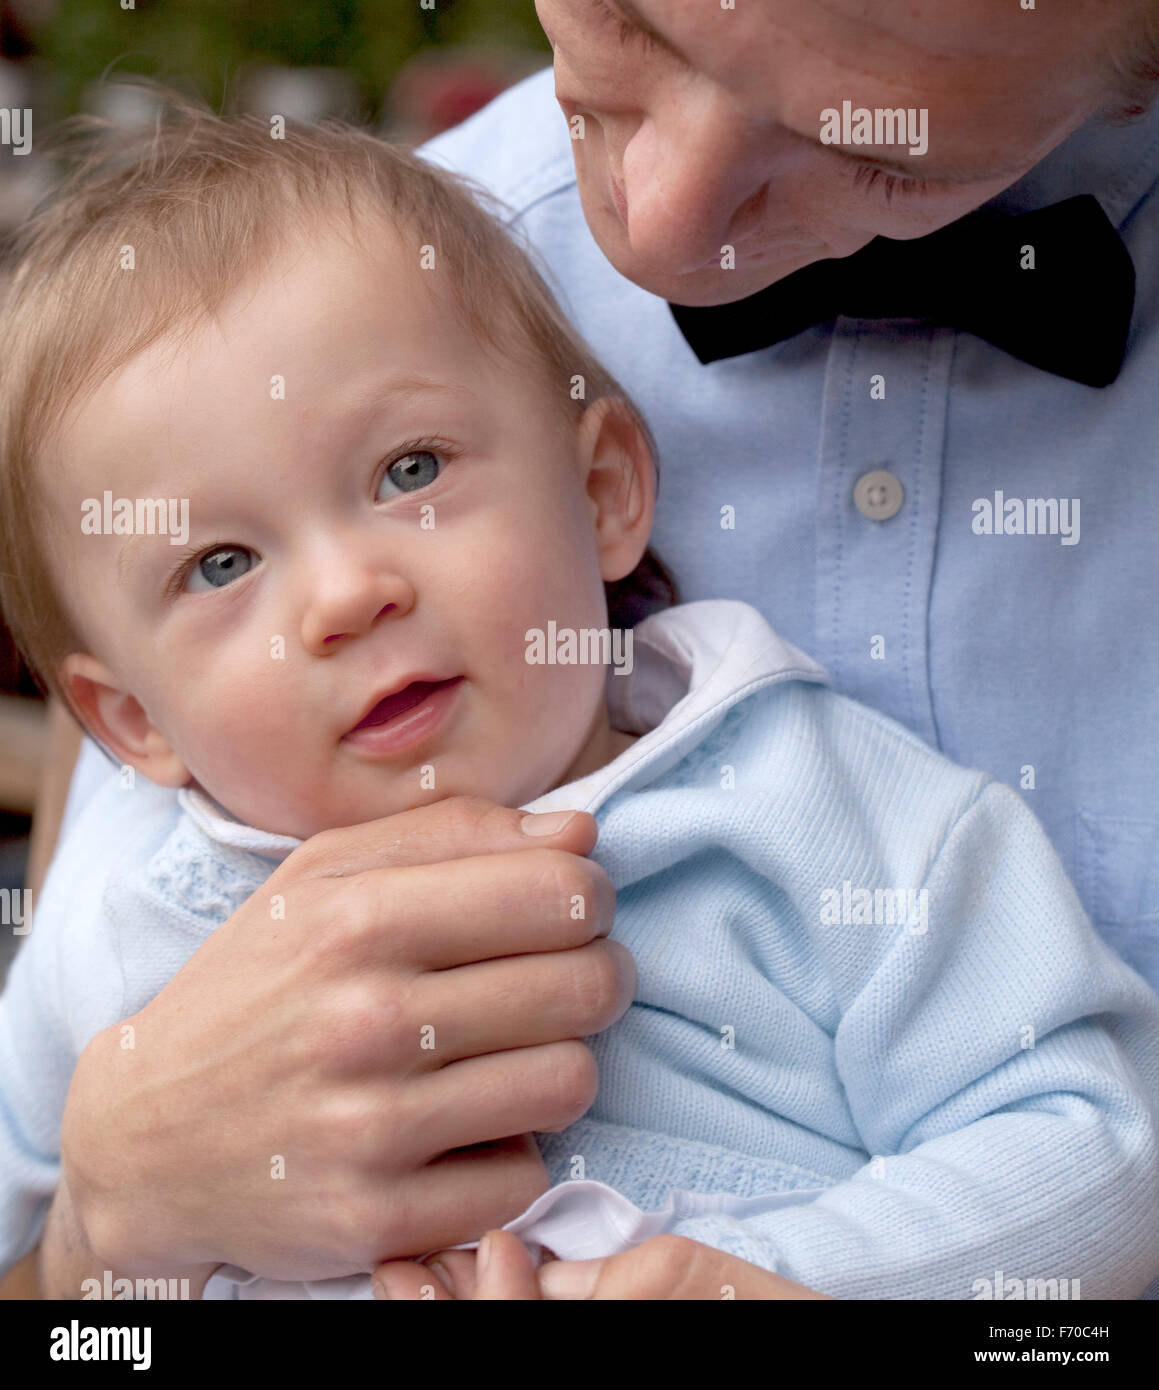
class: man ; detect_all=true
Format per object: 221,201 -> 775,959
421,0 -> 1159,991
21,0 -> 1159,1300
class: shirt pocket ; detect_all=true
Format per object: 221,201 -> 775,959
1074,810 -> 1159,991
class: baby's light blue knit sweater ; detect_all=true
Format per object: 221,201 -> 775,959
2,600 -> 1157,1298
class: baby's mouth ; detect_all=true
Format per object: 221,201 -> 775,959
347,677 -> 463,735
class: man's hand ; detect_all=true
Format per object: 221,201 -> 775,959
53,797 -> 634,1286
373,1230 -> 833,1300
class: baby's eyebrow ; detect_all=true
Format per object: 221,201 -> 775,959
112,375 -> 474,586
116,524 -> 190,588
350,374 -> 476,416
116,538 -> 141,587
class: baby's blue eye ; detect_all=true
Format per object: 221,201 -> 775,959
378,450 -> 442,497
188,545 -> 254,591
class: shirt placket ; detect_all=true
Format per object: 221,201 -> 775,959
813,319 -> 955,747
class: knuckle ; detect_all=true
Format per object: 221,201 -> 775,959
283,826 -> 343,877
531,848 -> 591,917
319,874 -> 379,955
325,981 -> 407,1062
477,798 -> 525,838
441,794 -> 500,836
319,1094 -> 374,1162
318,1089 -> 398,1173
563,940 -> 624,1024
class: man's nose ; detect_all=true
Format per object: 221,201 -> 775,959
300,558 -> 416,656
618,94 -> 783,275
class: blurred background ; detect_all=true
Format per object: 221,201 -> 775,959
0,0 -> 552,982
0,0 -> 550,227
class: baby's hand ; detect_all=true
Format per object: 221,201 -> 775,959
373,1235 -> 557,1300
418,1246 -> 482,1300
374,1232 -> 834,1299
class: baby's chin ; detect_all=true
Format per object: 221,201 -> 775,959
211,769 -> 561,842
189,717 -> 603,838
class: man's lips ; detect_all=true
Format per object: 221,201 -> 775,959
347,676 -> 463,735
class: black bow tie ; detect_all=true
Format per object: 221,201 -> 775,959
668,195 -> 1134,387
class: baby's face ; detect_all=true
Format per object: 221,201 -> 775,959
47,215 -> 649,837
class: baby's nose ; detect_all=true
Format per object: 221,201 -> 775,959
320,601 -> 397,646
301,570 -> 414,655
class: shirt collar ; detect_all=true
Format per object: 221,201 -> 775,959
523,599 -> 827,816
179,785 -> 302,861
179,601 -> 828,852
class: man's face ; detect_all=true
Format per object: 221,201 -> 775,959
536,0 -> 1124,304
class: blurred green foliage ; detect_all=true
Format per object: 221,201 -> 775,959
30,0 -> 550,119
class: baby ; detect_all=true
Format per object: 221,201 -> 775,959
1,99 -> 1158,1300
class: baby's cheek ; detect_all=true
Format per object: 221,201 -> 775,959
190,730 -> 325,837
496,627 -> 589,714
515,659 -> 608,763
173,663 -> 307,807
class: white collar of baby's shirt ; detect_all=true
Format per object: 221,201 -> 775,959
178,599 -> 828,856
178,785 -> 303,861
522,599 -> 827,815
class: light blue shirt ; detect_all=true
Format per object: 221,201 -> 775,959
419,66 -> 1159,993
4,603 -> 1158,1297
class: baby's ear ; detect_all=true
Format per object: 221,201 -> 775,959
576,396 -> 656,584
58,653 -> 191,789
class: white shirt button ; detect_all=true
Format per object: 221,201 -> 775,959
854,469 -> 905,521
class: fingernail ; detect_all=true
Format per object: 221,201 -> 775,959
520,810 -> 577,837
371,1278 -> 389,1301
477,1232 -> 493,1277
538,1258 -> 602,1300
427,1260 -> 454,1296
